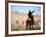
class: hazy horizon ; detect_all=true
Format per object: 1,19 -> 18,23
11,5 -> 41,16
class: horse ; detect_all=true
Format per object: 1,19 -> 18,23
26,10 -> 35,30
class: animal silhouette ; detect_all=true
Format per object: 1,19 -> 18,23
26,10 -> 35,30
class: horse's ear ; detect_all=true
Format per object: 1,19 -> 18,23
32,10 -> 35,13
29,10 -> 31,13
29,10 -> 32,14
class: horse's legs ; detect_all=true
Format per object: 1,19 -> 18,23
29,25 -> 33,30
26,22 -> 28,30
31,25 -> 33,29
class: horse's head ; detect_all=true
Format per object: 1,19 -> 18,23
29,10 -> 35,14
28,10 -> 35,17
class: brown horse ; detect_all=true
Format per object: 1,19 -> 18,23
26,10 -> 35,30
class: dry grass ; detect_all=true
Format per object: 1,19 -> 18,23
11,13 -> 41,31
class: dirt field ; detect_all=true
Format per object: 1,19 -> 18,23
11,12 -> 41,31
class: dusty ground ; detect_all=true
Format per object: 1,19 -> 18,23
11,12 -> 41,31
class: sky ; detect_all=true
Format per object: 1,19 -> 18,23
11,5 -> 41,15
